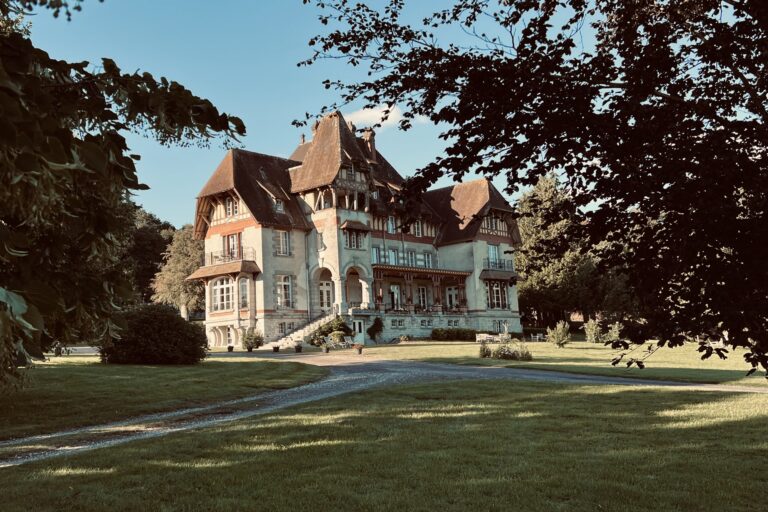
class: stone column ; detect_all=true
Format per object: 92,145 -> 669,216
333,277 -> 347,314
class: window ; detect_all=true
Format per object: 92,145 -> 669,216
225,197 -> 238,217
386,216 -> 396,234
278,322 -> 287,335
488,244 -> 500,263
397,319 -> 405,327
421,320 -> 427,327
321,191 -> 332,209
275,199 -> 284,212
276,275 -> 292,308
391,319 -> 398,328
226,327 -> 234,346
239,278 -> 248,309
485,281 -> 508,309
211,278 -> 233,312
371,246 -> 381,264
288,322 -> 295,331
317,232 -> 324,251
372,189 -> 379,200
344,230 -> 364,249
424,252 -> 433,268
407,251 -> 416,267
417,286 -> 427,308
225,233 -> 241,259
387,249 -> 399,265
277,230 -> 290,256
346,168 -> 355,181
413,220 -> 422,237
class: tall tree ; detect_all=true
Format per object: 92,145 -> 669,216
152,225 -> 204,320
0,0 -> 245,386
127,206 -> 175,303
302,0 -> 768,374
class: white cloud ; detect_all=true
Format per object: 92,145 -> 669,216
344,105 -> 429,130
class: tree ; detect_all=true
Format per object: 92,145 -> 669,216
1,0 -> 245,386
302,0 -> 768,375
152,225 -> 204,319
127,206 -> 175,303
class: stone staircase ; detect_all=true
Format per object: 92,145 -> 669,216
271,312 -> 338,349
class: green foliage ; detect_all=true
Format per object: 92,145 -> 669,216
301,1 -> 768,375
366,317 -> 383,341
430,328 -> 476,341
603,322 -> 623,345
584,319 -> 602,344
547,321 -> 570,349
152,225 -> 205,314
491,341 -> 533,361
479,340 -> 491,358
127,206 -> 174,303
330,330 -> 346,344
310,315 -> 352,344
100,305 -> 207,365
241,328 -> 264,351
0,2 -> 244,385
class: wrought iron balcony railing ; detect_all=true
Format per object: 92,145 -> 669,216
203,246 -> 256,266
482,258 -> 515,271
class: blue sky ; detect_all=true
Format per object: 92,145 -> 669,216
29,1 -> 511,227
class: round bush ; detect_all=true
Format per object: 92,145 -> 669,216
100,304 -> 208,364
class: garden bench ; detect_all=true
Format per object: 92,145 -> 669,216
341,336 -> 354,348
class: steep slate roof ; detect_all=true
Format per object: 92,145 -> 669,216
423,179 -> 520,246
194,149 -> 309,238
289,111 -> 371,193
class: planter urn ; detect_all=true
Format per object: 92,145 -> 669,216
247,347 -> 253,353
273,346 -> 280,353
227,346 -> 234,353
356,347 -> 363,355
295,345 -> 303,353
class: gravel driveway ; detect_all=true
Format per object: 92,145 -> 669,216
2,353 -> 763,469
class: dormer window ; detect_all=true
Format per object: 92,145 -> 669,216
386,216 -> 397,234
225,197 -> 238,217
275,198 -> 285,213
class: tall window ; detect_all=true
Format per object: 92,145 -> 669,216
226,197 -> 238,217
274,199 -> 284,212
277,230 -> 290,255
321,191 -> 332,209
346,168 -> 355,181
211,278 -> 233,312
276,275 -> 292,308
417,286 -> 427,308
413,220 -> 422,237
485,281 -> 508,309
239,278 -> 248,309
224,233 -> 241,259
424,252 -> 433,268
488,244 -> 500,263
387,248 -> 399,265
371,246 -> 381,264
386,216 -> 396,234
407,251 -> 416,267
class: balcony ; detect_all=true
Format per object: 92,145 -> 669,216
203,246 -> 256,266
483,258 -> 515,271
373,254 -> 439,269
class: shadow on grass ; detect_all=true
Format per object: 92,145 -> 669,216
3,380 -> 767,512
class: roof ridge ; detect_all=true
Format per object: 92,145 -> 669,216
423,177 -> 490,195
231,147 -> 300,165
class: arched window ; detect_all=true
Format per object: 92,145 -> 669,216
239,278 -> 248,309
211,277 -> 234,311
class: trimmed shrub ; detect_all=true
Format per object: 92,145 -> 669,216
583,319 -> 602,344
547,321 -> 571,348
241,328 -> 264,351
491,340 -> 533,361
101,304 -> 207,364
430,328 -> 477,341
367,317 -> 383,342
603,322 -> 623,344
479,341 -> 491,358
309,315 -> 352,345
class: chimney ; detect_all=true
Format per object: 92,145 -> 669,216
362,128 -> 376,162
347,120 -> 356,133
300,133 -> 306,144
311,120 -> 320,135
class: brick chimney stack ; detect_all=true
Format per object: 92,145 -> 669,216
300,133 -> 306,144
362,128 -> 376,162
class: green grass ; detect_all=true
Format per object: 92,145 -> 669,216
365,341 -> 765,386
2,380 -> 766,511
0,356 -> 328,441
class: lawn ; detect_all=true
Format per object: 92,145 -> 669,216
364,341 -> 766,387
0,356 -> 328,441
1,380 -> 765,511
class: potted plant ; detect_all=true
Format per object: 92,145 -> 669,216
241,328 -> 264,353
227,345 -> 234,353
272,344 -> 280,353
353,343 -> 364,355
294,341 -> 303,353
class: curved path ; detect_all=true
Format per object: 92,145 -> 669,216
2,353 -> 763,469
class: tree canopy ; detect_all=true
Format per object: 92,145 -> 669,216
302,0 -> 768,375
0,0 -> 245,386
152,225 -> 205,319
